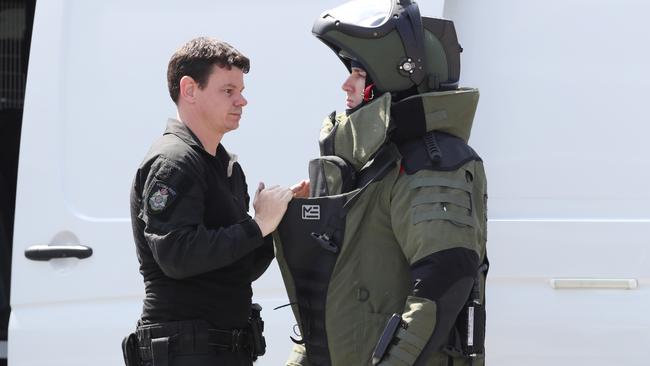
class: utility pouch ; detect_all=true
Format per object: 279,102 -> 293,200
121,332 -> 139,366
450,300 -> 486,358
445,262 -> 488,359
250,303 -> 267,359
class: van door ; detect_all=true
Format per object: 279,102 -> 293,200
445,1 -> 650,365
1,1 -> 35,365
7,0 -> 345,365
9,0 -> 450,365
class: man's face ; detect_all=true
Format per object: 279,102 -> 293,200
342,67 -> 367,109
194,65 -> 248,134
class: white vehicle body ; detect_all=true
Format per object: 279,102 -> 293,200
1,0 -> 648,365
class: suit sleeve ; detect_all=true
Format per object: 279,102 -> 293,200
379,162 -> 487,366
140,157 -> 266,280
285,344 -> 310,366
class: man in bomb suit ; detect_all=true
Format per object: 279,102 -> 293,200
275,1 -> 489,365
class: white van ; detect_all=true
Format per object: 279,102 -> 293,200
1,0 -> 648,365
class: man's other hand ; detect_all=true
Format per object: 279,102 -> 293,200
290,179 -> 310,199
253,182 -> 293,236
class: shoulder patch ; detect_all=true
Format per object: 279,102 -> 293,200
147,181 -> 178,214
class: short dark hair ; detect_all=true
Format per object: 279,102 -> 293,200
167,37 -> 250,104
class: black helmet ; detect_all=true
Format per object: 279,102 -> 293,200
312,0 -> 462,93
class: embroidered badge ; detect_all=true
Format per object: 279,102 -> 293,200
148,182 -> 177,213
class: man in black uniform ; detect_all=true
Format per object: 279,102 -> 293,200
124,37 -> 295,366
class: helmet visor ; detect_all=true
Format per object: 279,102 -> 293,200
325,0 -> 393,28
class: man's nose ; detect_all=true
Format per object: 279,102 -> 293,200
236,95 -> 248,107
342,75 -> 353,92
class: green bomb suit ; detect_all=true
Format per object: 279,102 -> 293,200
274,88 -> 488,366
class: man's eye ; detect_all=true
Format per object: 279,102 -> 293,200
224,89 -> 233,95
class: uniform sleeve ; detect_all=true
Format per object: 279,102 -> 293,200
141,157 -> 265,280
250,235 -> 275,282
379,162 -> 487,365
238,164 -> 275,282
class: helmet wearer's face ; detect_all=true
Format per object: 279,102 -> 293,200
342,67 -> 366,109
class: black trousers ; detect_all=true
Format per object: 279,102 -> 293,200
142,349 -> 252,366
135,320 -> 254,366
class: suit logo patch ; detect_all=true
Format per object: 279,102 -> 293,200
301,205 -> 320,220
148,182 -> 177,213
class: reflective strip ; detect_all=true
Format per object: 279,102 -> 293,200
409,177 -> 471,193
413,209 -> 475,227
0,340 -> 7,358
396,328 -> 428,350
411,193 -> 471,210
550,278 -> 638,290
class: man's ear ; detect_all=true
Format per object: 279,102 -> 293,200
179,75 -> 196,103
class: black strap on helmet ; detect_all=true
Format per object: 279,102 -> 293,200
395,0 -> 426,86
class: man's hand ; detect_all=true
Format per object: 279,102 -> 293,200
253,182 -> 294,236
290,179 -> 310,199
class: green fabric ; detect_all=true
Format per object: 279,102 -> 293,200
409,176 -> 472,193
412,209 -> 475,228
322,159 -> 344,195
400,88 -> 479,143
395,328 -> 428,350
379,296 -> 437,366
393,165 -> 486,264
272,231 -> 307,366
411,193 -> 472,210
319,92 -> 392,171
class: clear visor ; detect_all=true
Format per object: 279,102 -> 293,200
325,0 -> 394,28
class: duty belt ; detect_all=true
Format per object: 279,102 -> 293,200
136,320 -> 252,363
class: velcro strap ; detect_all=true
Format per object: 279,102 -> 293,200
386,345 -> 417,365
413,209 -> 475,227
411,193 -> 471,210
395,328 -> 428,350
409,177 -> 471,193
151,337 -> 169,366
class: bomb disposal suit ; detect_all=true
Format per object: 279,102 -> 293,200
274,1 -> 488,365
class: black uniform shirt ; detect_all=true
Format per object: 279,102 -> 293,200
130,119 -> 273,329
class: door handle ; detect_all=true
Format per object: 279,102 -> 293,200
24,245 -> 93,261
550,278 -> 638,290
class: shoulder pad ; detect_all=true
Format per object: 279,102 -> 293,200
398,132 -> 481,174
